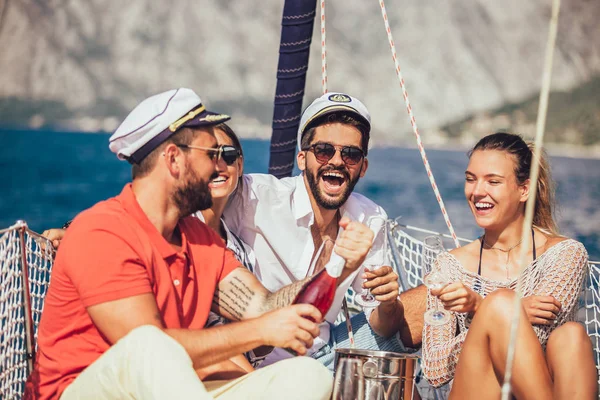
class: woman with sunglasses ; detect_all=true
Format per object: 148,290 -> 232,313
193,123 -> 273,380
421,132 -> 597,399
193,123 -> 255,276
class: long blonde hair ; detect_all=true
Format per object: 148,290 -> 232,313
469,132 -> 559,235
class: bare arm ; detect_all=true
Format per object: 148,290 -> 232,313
213,217 -> 375,321
358,216 -> 426,341
41,228 -> 66,251
529,240 -> 588,340
88,293 -> 265,368
211,267 -> 312,320
364,266 -> 404,338
397,285 -> 427,346
369,298 -> 405,338
367,282 -> 427,343
87,291 -> 322,369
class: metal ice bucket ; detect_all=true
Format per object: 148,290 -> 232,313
334,348 -> 419,400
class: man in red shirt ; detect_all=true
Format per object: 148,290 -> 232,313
27,88 -> 375,399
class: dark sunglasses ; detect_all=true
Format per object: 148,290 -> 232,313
177,144 -> 240,165
219,145 -> 241,166
302,143 -> 365,166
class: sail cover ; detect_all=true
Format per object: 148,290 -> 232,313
269,0 -> 317,178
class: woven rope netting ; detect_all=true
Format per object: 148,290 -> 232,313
0,223 -> 53,400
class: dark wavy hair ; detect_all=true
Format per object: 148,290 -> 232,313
469,132 -> 558,235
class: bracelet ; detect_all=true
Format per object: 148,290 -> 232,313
62,220 -> 73,229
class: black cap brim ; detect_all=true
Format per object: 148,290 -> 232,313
181,109 -> 231,129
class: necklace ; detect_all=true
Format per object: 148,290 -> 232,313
482,236 -> 523,253
481,235 -> 523,279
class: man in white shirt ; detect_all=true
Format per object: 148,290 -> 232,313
224,92 -> 425,369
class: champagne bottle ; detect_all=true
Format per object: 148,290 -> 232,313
284,249 -> 346,356
292,249 -> 346,321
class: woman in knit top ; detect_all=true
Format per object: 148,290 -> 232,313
422,132 -> 597,399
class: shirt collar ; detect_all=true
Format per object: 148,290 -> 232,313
118,183 -> 181,260
292,174 -> 314,221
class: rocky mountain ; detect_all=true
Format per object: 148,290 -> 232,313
0,0 -> 598,149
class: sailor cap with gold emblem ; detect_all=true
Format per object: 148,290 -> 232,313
109,88 -> 230,164
297,92 -> 371,150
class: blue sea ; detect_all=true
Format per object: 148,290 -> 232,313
2,129 -> 599,261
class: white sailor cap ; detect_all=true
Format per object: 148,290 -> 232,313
109,88 -> 230,164
297,92 -> 371,150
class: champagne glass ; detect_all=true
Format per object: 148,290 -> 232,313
422,235 -> 451,326
354,216 -> 389,308
354,277 -> 380,308
333,359 -> 365,400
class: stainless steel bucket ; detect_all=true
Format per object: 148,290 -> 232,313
334,348 -> 420,400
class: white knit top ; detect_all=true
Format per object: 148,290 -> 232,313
421,239 -> 589,387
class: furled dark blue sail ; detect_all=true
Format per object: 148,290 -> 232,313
269,0 -> 317,178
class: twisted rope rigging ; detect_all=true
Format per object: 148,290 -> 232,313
377,0 -> 460,249
501,0 -> 561,397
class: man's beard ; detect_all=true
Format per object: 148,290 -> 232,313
306,165 -> 360,210
173,166 -> 216,218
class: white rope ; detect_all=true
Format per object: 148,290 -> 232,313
390,221 -> 471,245
377,0 -> 460,249
320,0 -> 328,94
501,0 -> 561,398
0,221 -> 27,236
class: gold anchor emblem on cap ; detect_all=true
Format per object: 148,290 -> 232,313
328,94 -> 351,103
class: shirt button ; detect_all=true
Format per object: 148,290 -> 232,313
173,279 -> 181,286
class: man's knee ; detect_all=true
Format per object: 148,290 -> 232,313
271,358 -> 333,398
122,325 -> 166,344
118,325 -> 188,360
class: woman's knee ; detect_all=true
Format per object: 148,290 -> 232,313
548,322 -> 593,354
476,289 -> 519,322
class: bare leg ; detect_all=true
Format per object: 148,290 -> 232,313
546,322 -> 598,399
449,289 -> 553,400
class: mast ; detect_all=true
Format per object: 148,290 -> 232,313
269,0 -> 317,178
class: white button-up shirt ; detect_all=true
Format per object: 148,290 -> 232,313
223,173 -> 388,365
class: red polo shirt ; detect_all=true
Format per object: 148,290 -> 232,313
29,184 -> 240,399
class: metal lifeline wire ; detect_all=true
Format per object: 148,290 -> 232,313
377,0 -> 460,249
501,0 -> 561,398
320,0 -> 328,94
